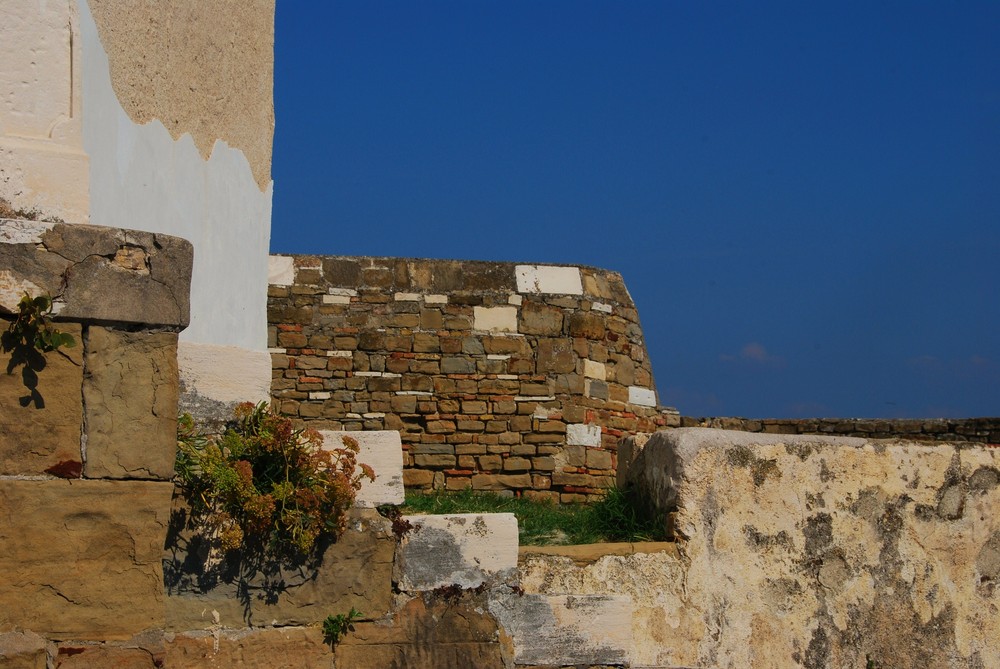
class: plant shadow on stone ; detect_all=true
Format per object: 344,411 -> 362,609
164,402 -> 374,622
1,293 -> 76,409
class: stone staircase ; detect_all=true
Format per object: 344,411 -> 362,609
334,428 -> 683,668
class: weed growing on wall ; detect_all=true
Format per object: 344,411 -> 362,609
322,607 -> 363,648
1,293 -> 76,408
175,402 -> 374,559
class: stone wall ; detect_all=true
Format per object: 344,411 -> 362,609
619,428 -> 1000,668
268,254 -> 676,501
681,415 -> 1000,443
0,219 -> 191,641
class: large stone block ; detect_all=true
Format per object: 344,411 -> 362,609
166,627 -> 330,669
395,513 -> 519,591
0,222 -> 192,328
627,428 -> 1000,668
488,592 -> 632,666
515,265 -> 583,295
164,507 -> 395,629
0,479 -> 174,639
320,430 -> 404,507
82,327 -> 178,480
334,596 -> 504,669
0,323 -> 82,476
0,631 -> 48,669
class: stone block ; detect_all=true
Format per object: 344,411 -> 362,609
0,223 -> 193,327
404,468 -> 435,487
165,508 -> 395,630
0,479 -> 173,639
0,631 -> 47,669
489,592 -> 632,666
566,423 -> 602,447
166,627 -> 329,668
395,513 -> 519,591
441,356 -> 475,374
267,254 -> 295,286
334,597 -> 504,669
0,323 -> 82,476
82,328 -> 178,479
583,358 -> 606,380
628,385 -> 657,407
586,448 -> 614,470
626,428 -> 1000,667
321,430 -> 404,507
568,312 -> 606,340
519,301 -> 564,336
536,338 -> 575,374
473,306 -> 517,333
515,265 -> 583,295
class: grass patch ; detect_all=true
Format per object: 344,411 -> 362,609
400,487 -> 667,546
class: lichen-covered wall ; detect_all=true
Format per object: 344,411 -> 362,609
622,428 -> 1000,668
268,254 -> 675,500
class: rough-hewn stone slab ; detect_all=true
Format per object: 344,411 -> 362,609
83,327 -> 178,479
0,323 -> 83,476
166,627 -> 330,669
395,513 -> 518,591
321,430 -> 404,507
489,592 -> 632,666
164,507 -> 395,630
334,597 -> 504,669
515,265 -> 583,295
0,479 -> 173,639
0,631 -> 48,669
625,428 -> 1000,668
0,221 -> 192,327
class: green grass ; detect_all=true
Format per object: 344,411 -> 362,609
400,487 -> 668,546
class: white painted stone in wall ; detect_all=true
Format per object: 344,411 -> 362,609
320,430 -> 404,508
267,255 -> 295,286
177,342 -> 272,405
566,423 -> 602,447
583,359 -> 606,381
489,593 -> 633,666
474,306 -> 518,333
395,513 -> 519,591
628,386 -> 657,408
515,265 -> 583,295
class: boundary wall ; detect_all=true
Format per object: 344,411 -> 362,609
682,416 -> 1000,443
268,254 -> 676,501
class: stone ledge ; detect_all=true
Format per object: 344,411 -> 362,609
0,220 -> 192,328
517,541 -> 679,566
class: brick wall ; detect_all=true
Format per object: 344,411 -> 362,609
680,416 -> 1000,442
268,255 -> 677,501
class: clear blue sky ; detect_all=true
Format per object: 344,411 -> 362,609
270,2 -> 999,419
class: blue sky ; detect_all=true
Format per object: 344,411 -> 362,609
270,2 -> 999,419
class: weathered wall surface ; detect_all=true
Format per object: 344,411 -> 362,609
623,428 -> 1000,668
77,0 -> 275,416
0,0 -> 88,223
268,254 -> 676,500
0,220 -> 191,642
683,415 -> 1000,443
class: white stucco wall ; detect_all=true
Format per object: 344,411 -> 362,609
77,0 -> 271,352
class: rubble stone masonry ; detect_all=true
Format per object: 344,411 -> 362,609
268,255 -> 678,501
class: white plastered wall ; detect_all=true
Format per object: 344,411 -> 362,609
74,0 -> 273,404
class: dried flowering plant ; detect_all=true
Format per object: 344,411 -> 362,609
175,402 -> 374,559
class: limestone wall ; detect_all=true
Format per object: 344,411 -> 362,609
682,415 -> 1000,443
268,254 -> 676,500
620,428 -> 1000,668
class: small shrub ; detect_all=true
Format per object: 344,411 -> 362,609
175,402 -> 374,559
322,607 -> 362,647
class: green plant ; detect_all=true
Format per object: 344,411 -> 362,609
401,486 -> 668,545
322,607 -> 362,648
175,402 -> 374,558
1,292 -> 76,408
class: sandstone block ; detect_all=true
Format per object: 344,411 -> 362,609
0,323 -> 82,476
536,338 -> 575,374
0,479 -> 173,639
441,356 -> 475,374
568,312 -> 606,340
165,508 -> 395,629
473,306 -> 517,333
0,631 -> 47,669
83,327 -> 178,479
395,513 -> 519,591
166,627 -> 329,668
519,301 -> 564,336
628,385 -> 656,407
566,423 -> 602,447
